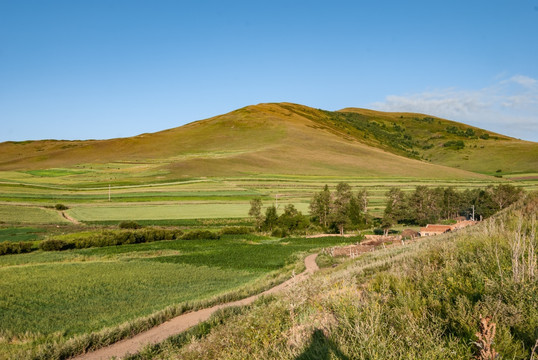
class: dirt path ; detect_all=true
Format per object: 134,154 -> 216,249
72,254 -> 319,360
61,211 -> 81,225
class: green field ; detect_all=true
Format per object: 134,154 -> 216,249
0,204 -> 70,224
1,174 -> 536,224
0,234 -> 355,358
0,227 -> 45,243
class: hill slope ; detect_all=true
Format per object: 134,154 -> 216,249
0,103 -> 535,178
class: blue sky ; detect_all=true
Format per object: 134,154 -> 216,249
1,0 -> 537,142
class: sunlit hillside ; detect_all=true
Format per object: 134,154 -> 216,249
0,103 -> 536,180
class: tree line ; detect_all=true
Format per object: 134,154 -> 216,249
249,183 -> 522,236
249,182 -> 369,236
382,184 -> 522,229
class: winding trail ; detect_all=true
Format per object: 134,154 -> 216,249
61,211 -> 81,225
73,254 -> 319,360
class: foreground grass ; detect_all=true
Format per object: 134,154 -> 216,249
0,234 -> 357,359
148,194 -> 538,359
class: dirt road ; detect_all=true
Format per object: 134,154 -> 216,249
73,254 -> 319,360
61,211 -> 81,225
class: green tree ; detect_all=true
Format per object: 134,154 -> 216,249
309,184 -> 331,228
349,190 -> 368,226
330,182 -> 353,235
381,214 -> 394,236
440,187 -> 461,220
356,189 -> 368,213
407,186 -> 440,225
264,205 -> 278,232
384,187 -> 408,223
248,198 -> 264,230
488,184 -> 522,211
278,204 -> 309,233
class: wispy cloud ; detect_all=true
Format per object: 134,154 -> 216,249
371,75 -> 538,141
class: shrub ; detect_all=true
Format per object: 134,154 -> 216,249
54,203 -> 69,211
0,241 -> 33,255
119,221 -> 143,229
443,140 -> 465,150
39,238 -> 74,251
373,228 -> 384,235
271,228 -> 289,238
40,228 -> 184,251
219,226 -> 253,235
181,230 -> 220,240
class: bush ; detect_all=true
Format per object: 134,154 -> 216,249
119,221 -> 143,229
40,228 -> 184,251
373,228 -> 384,235
271,228 -> 289,238
39,238 -> 74,251
181,230 -> 220,240
443,140 -> 465,150
0,241 -> 33,255
54,203 -> 69,211
219,226 -> 253,235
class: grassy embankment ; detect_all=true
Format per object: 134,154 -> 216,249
0,233 -> 357,359
133,193 -> 538,360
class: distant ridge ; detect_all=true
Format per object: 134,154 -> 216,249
0,103 -> 536,177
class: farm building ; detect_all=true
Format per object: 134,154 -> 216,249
419,220 -> 478,236
419,224 -> 452,237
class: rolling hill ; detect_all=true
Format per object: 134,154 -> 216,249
0,103 -> 536,179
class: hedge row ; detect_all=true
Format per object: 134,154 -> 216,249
0,241 -> 33,255
0,227 -> 251,255
39,229 -> 222,252
218,226 -> 253,235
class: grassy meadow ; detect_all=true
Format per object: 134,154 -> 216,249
0,233 -> 358,359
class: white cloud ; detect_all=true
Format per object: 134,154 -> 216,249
371,75 -> 538,141
503,75 -> 537,88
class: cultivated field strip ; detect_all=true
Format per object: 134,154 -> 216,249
1,174 -> 535,223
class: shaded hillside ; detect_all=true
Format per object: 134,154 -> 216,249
0,103 -> 534,178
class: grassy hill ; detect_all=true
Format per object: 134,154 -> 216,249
0,103 -> 535,180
